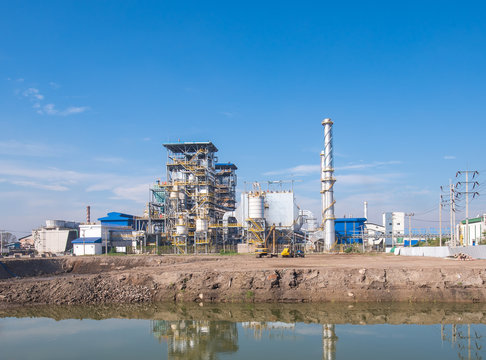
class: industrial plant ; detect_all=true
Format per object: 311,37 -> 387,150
10,118 -> 484,258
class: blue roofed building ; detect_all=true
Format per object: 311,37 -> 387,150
98,212 -> 135,227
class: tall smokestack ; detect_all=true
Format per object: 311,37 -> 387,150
86,206 -> 91,224
321,118 -> 335,250
364,201 -> 368,220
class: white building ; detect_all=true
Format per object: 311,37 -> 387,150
72,237 -> 102,255
236,190 -> 302,230
459,214 -> 486,246
364,223 -> 385,247
78,223 -> 132,252
33,220 -> 79,254
383,212 -> 405,246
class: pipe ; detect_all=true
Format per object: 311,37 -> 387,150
86,206 -> 91,224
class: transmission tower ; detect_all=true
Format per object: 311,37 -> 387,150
455,170 -> 480,246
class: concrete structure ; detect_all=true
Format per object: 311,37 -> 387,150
33,220 -> 79,254
383,212 -> 405,246
72,237 -> 102,255
321,118 -> 336,251
459,215 -> 485,246
397,245 -> 486,259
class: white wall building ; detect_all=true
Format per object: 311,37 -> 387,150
236,190 -> 302,231
383,212 -> 405,246
459,215 -> 486,246
72,238 -> 102,255
33,220 -> 79,254
364,223 -> 385,246
78,224 -> 132,252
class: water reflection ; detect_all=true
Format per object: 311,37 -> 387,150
442,324 -> 485,360
1,303 -> 486,360
151,320 -> 238,359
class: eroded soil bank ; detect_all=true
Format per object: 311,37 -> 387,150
1,254 -> 485,305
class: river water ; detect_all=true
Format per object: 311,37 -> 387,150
1,303 -> 485,359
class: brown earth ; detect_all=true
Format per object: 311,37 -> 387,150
1,253 -> 486,305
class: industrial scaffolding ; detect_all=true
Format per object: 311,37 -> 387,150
148,142 -> 238,253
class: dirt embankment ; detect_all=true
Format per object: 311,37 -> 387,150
1,254 -> 486,305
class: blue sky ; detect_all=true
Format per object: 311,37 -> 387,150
1,1 -> 486,237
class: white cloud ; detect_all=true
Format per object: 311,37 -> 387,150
60,106 -> 89,115
0,160 -> 154,202
0,140 -> 58,157
37,104 -> 89,116
443,155 -> 456,160
338,173 -> 402,186
264,164 -> 320,176
10,180 -> 69,191
16,82 -> 89,116
111,184 -> 149,203
336,161 -> 402,170
22,87 -> 44,100
264,160 -> 402,177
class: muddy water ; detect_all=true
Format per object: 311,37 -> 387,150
1,303 -> 485,359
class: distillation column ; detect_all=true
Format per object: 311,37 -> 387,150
321,118 -> 336,250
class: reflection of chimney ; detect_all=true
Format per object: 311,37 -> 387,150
87,206 -> 91,224
364,201 -> 368,221
322,324 -> 337,360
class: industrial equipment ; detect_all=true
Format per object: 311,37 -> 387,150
148,142 -> 239,254
281,247 -> 305,258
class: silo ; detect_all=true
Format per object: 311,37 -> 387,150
248,193 -> 264,219
175,216 -> 187,235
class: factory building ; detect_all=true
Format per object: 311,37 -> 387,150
334,218 -> 366,244
459,214 -> 486,246
72,237 -> 102,256
33,220 -> 80,254
383,212 -> 405,246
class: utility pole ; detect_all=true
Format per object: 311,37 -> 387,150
405,213 -> 414,247
439,193 -> 442,247
456,170 -> 480,246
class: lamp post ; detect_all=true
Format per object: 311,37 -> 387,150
82,230 -> 85,256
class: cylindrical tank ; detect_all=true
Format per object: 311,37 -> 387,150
248,194 -> 264,219
46,220 -> 65,228
195,218 -> 208,233
176,225 -> 188,235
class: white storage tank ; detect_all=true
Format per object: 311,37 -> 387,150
195,218 -> 208,233
176,216 -> 187,235
45,220 -> 65,228
248,194 -> 264,219
176,225 -> 188,235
